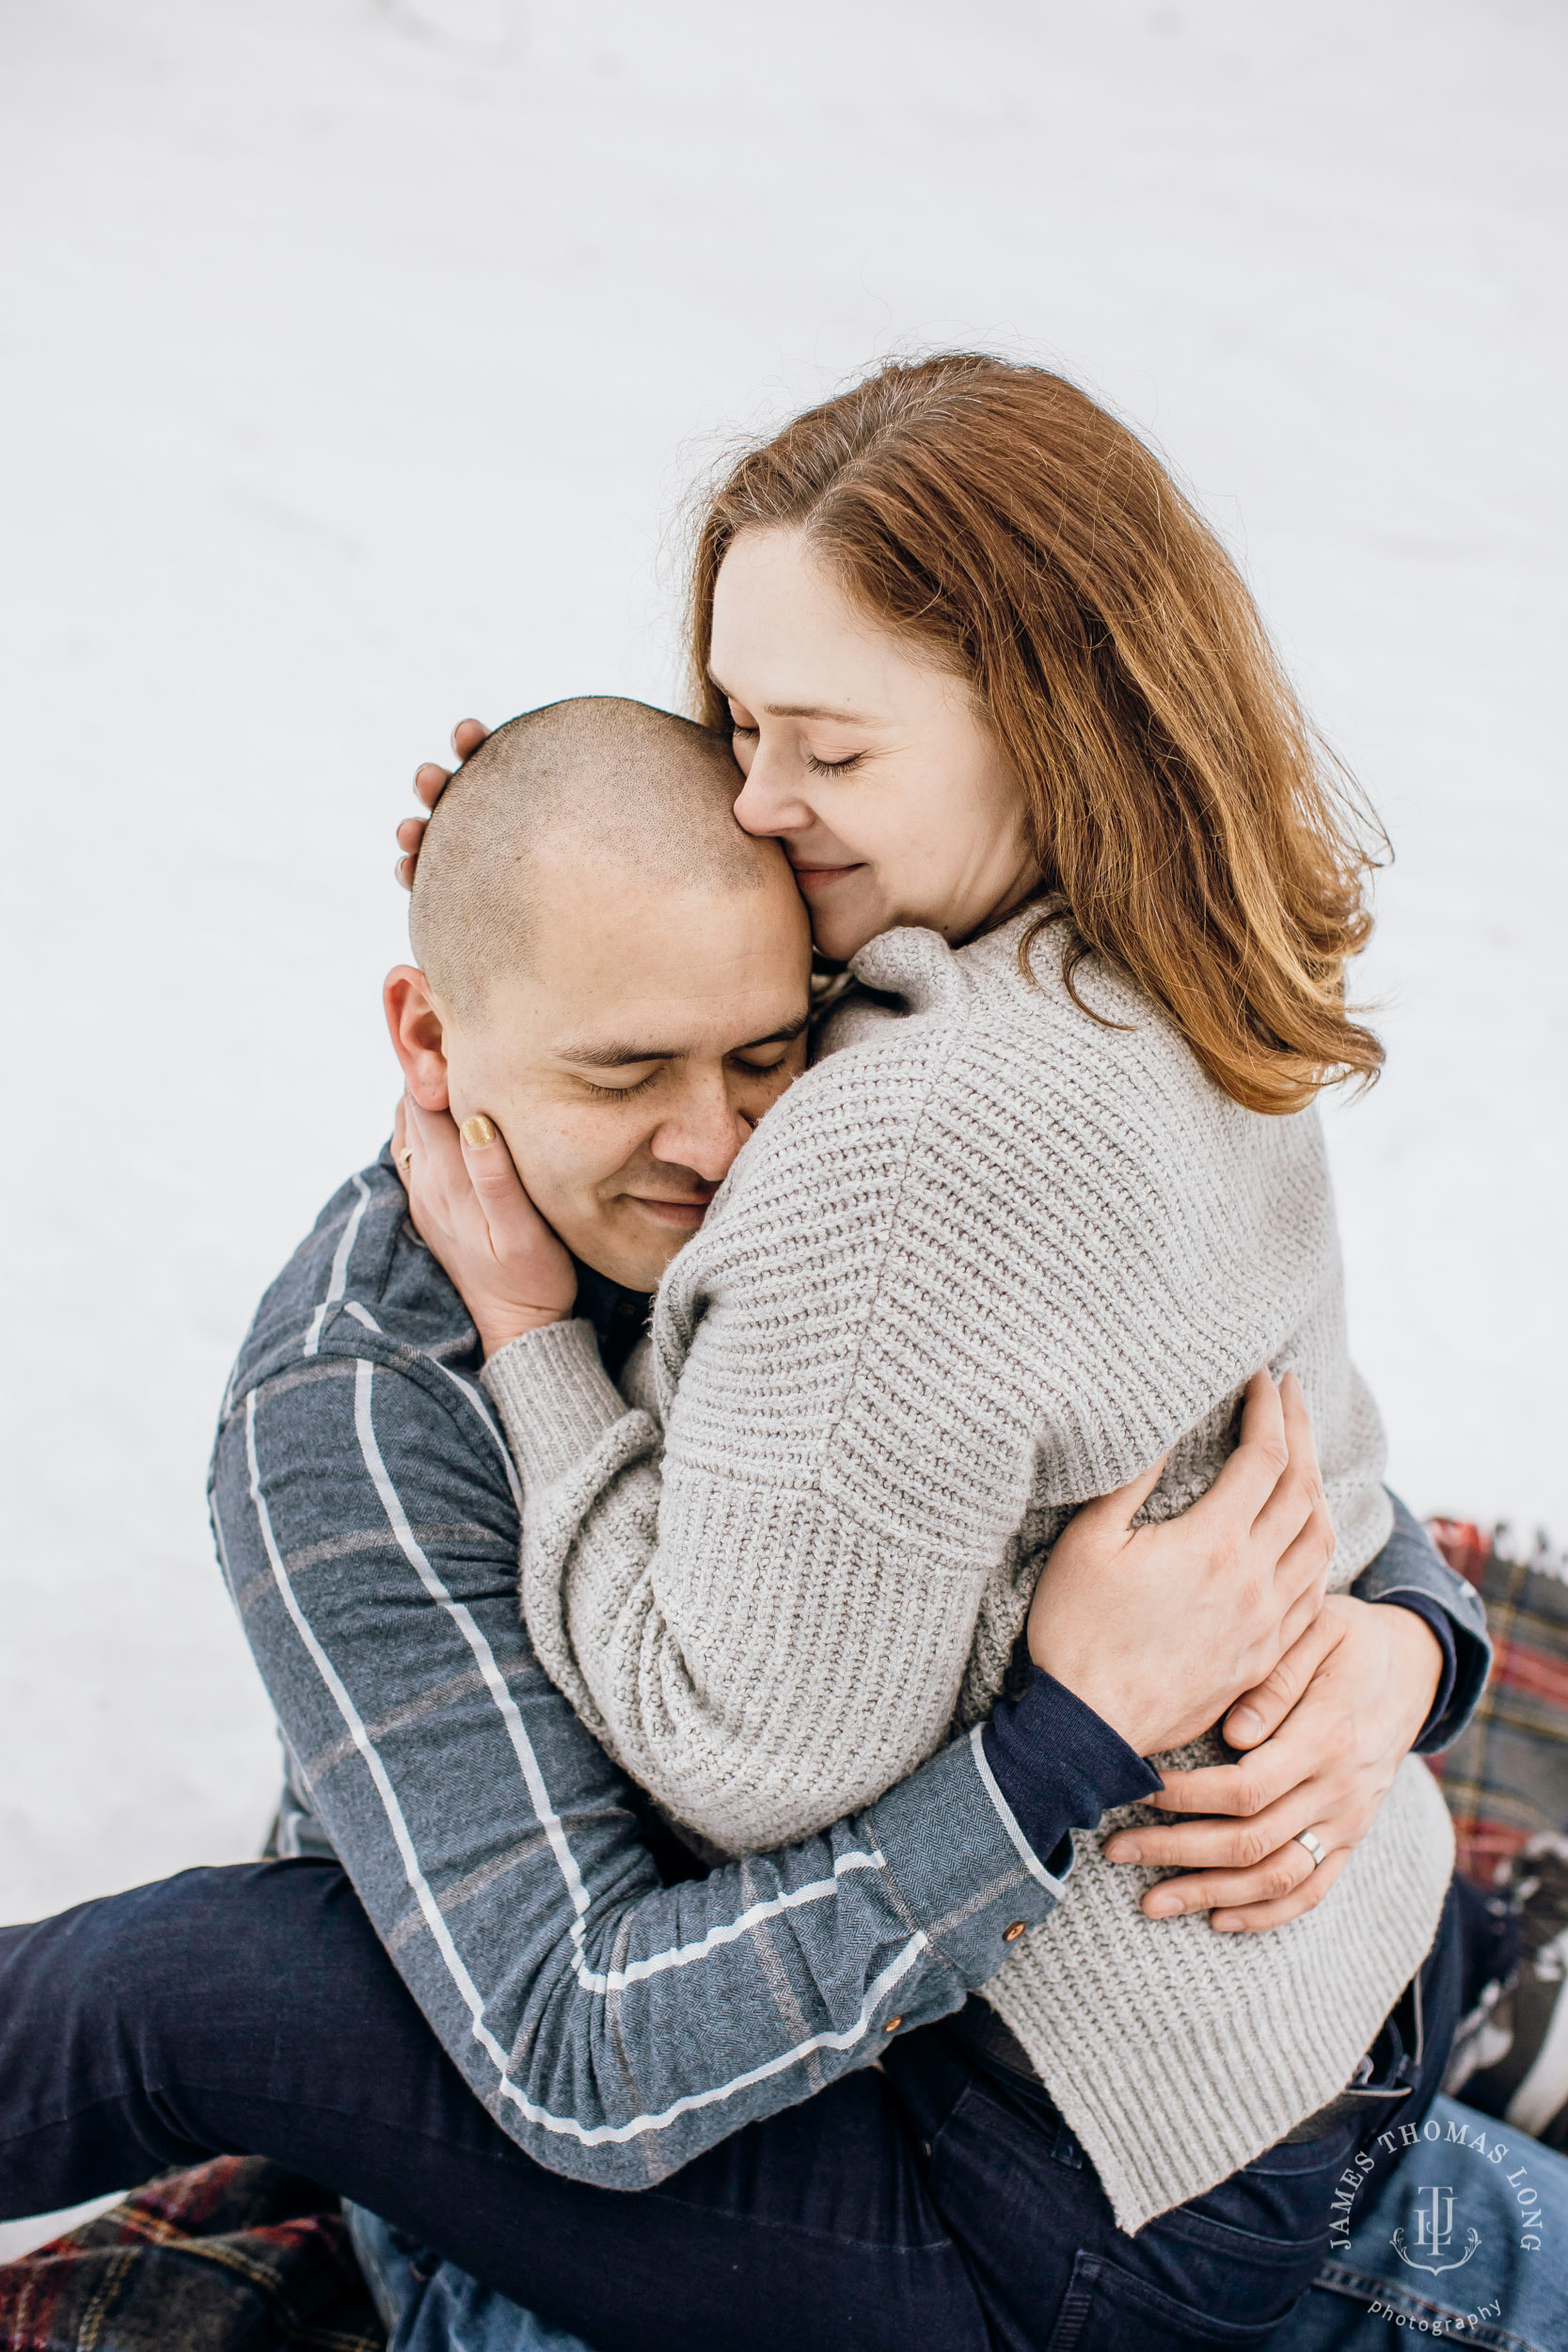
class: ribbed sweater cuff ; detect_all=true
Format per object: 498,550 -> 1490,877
982,1670 -> 1162,1872
480,1319 -> 627,1487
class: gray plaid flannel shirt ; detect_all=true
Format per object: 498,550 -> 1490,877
208,1152 -> 1488,2190
208,1153 -> 1077,2189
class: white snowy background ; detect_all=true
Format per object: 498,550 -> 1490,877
2,0 -> 1563,2069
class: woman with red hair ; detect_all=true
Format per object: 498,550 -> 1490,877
392,356 -> 1481,2342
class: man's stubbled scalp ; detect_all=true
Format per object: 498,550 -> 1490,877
409,696 -> 767,1012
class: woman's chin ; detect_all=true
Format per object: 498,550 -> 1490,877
808,896 -> 890,963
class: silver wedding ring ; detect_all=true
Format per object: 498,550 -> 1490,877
1295,1829 -> 1327,1869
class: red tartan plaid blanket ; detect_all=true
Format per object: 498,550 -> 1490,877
1426,1518 -> 1568,1886
0,2155 -> 383,2351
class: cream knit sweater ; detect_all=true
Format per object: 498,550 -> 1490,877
483,910 -> 1455,2231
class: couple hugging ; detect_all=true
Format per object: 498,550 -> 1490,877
0,357 -> 1513,2351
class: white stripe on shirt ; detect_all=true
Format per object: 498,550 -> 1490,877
246,1375 -> 924,2147
302,1175 -> 372,1357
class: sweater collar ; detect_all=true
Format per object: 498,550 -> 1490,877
847,903 -> 1044,1009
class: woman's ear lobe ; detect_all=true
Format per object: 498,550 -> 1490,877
384,964 -> 451,1110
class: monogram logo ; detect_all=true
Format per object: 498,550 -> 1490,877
1391,2184 -> 1481,2277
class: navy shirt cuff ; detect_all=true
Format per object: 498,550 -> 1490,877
1371,1590 -> 1458,1751
981,1667 -> 1163,1877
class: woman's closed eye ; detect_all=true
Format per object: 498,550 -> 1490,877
723,703 -> 861,777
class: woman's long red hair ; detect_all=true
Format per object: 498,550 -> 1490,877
688,354 -> 1385,1116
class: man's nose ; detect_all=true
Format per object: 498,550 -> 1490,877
649,1071 -> 752,1184
732,747 -> 813,838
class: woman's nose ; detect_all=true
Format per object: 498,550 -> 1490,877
733,749 -> 813,839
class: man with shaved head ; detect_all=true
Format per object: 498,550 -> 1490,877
409,698 -> 775,1007
390,697 -> 811,1294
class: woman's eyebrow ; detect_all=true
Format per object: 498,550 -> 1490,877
556,1011 -> 811,1071
708,671 -> 878,725
764,702 -> 876,722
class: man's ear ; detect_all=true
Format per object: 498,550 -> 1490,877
384,966 -> 451,1110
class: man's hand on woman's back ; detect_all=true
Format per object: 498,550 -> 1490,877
1026,1369 -> 1333,1761
1027,1369 -> 1451,1939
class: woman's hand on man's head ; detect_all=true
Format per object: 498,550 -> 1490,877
394,718 -> 488,890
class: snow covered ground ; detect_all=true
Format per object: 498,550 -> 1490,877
2,0 -> 1563,1952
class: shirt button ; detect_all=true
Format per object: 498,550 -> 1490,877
1003,1920 -> 1027,1943
883,2015 -> 903,2034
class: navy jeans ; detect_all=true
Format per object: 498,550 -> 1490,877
0,1860 -> 1475,2352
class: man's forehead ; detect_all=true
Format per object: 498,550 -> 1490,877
471,952 -> 806,1064
470,861 -> 810,1066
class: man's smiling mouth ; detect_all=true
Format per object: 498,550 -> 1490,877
628,1196 -> 713,1228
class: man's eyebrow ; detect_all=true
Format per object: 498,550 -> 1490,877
708,671 -> 879,725
554,1010 -> 811,1071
